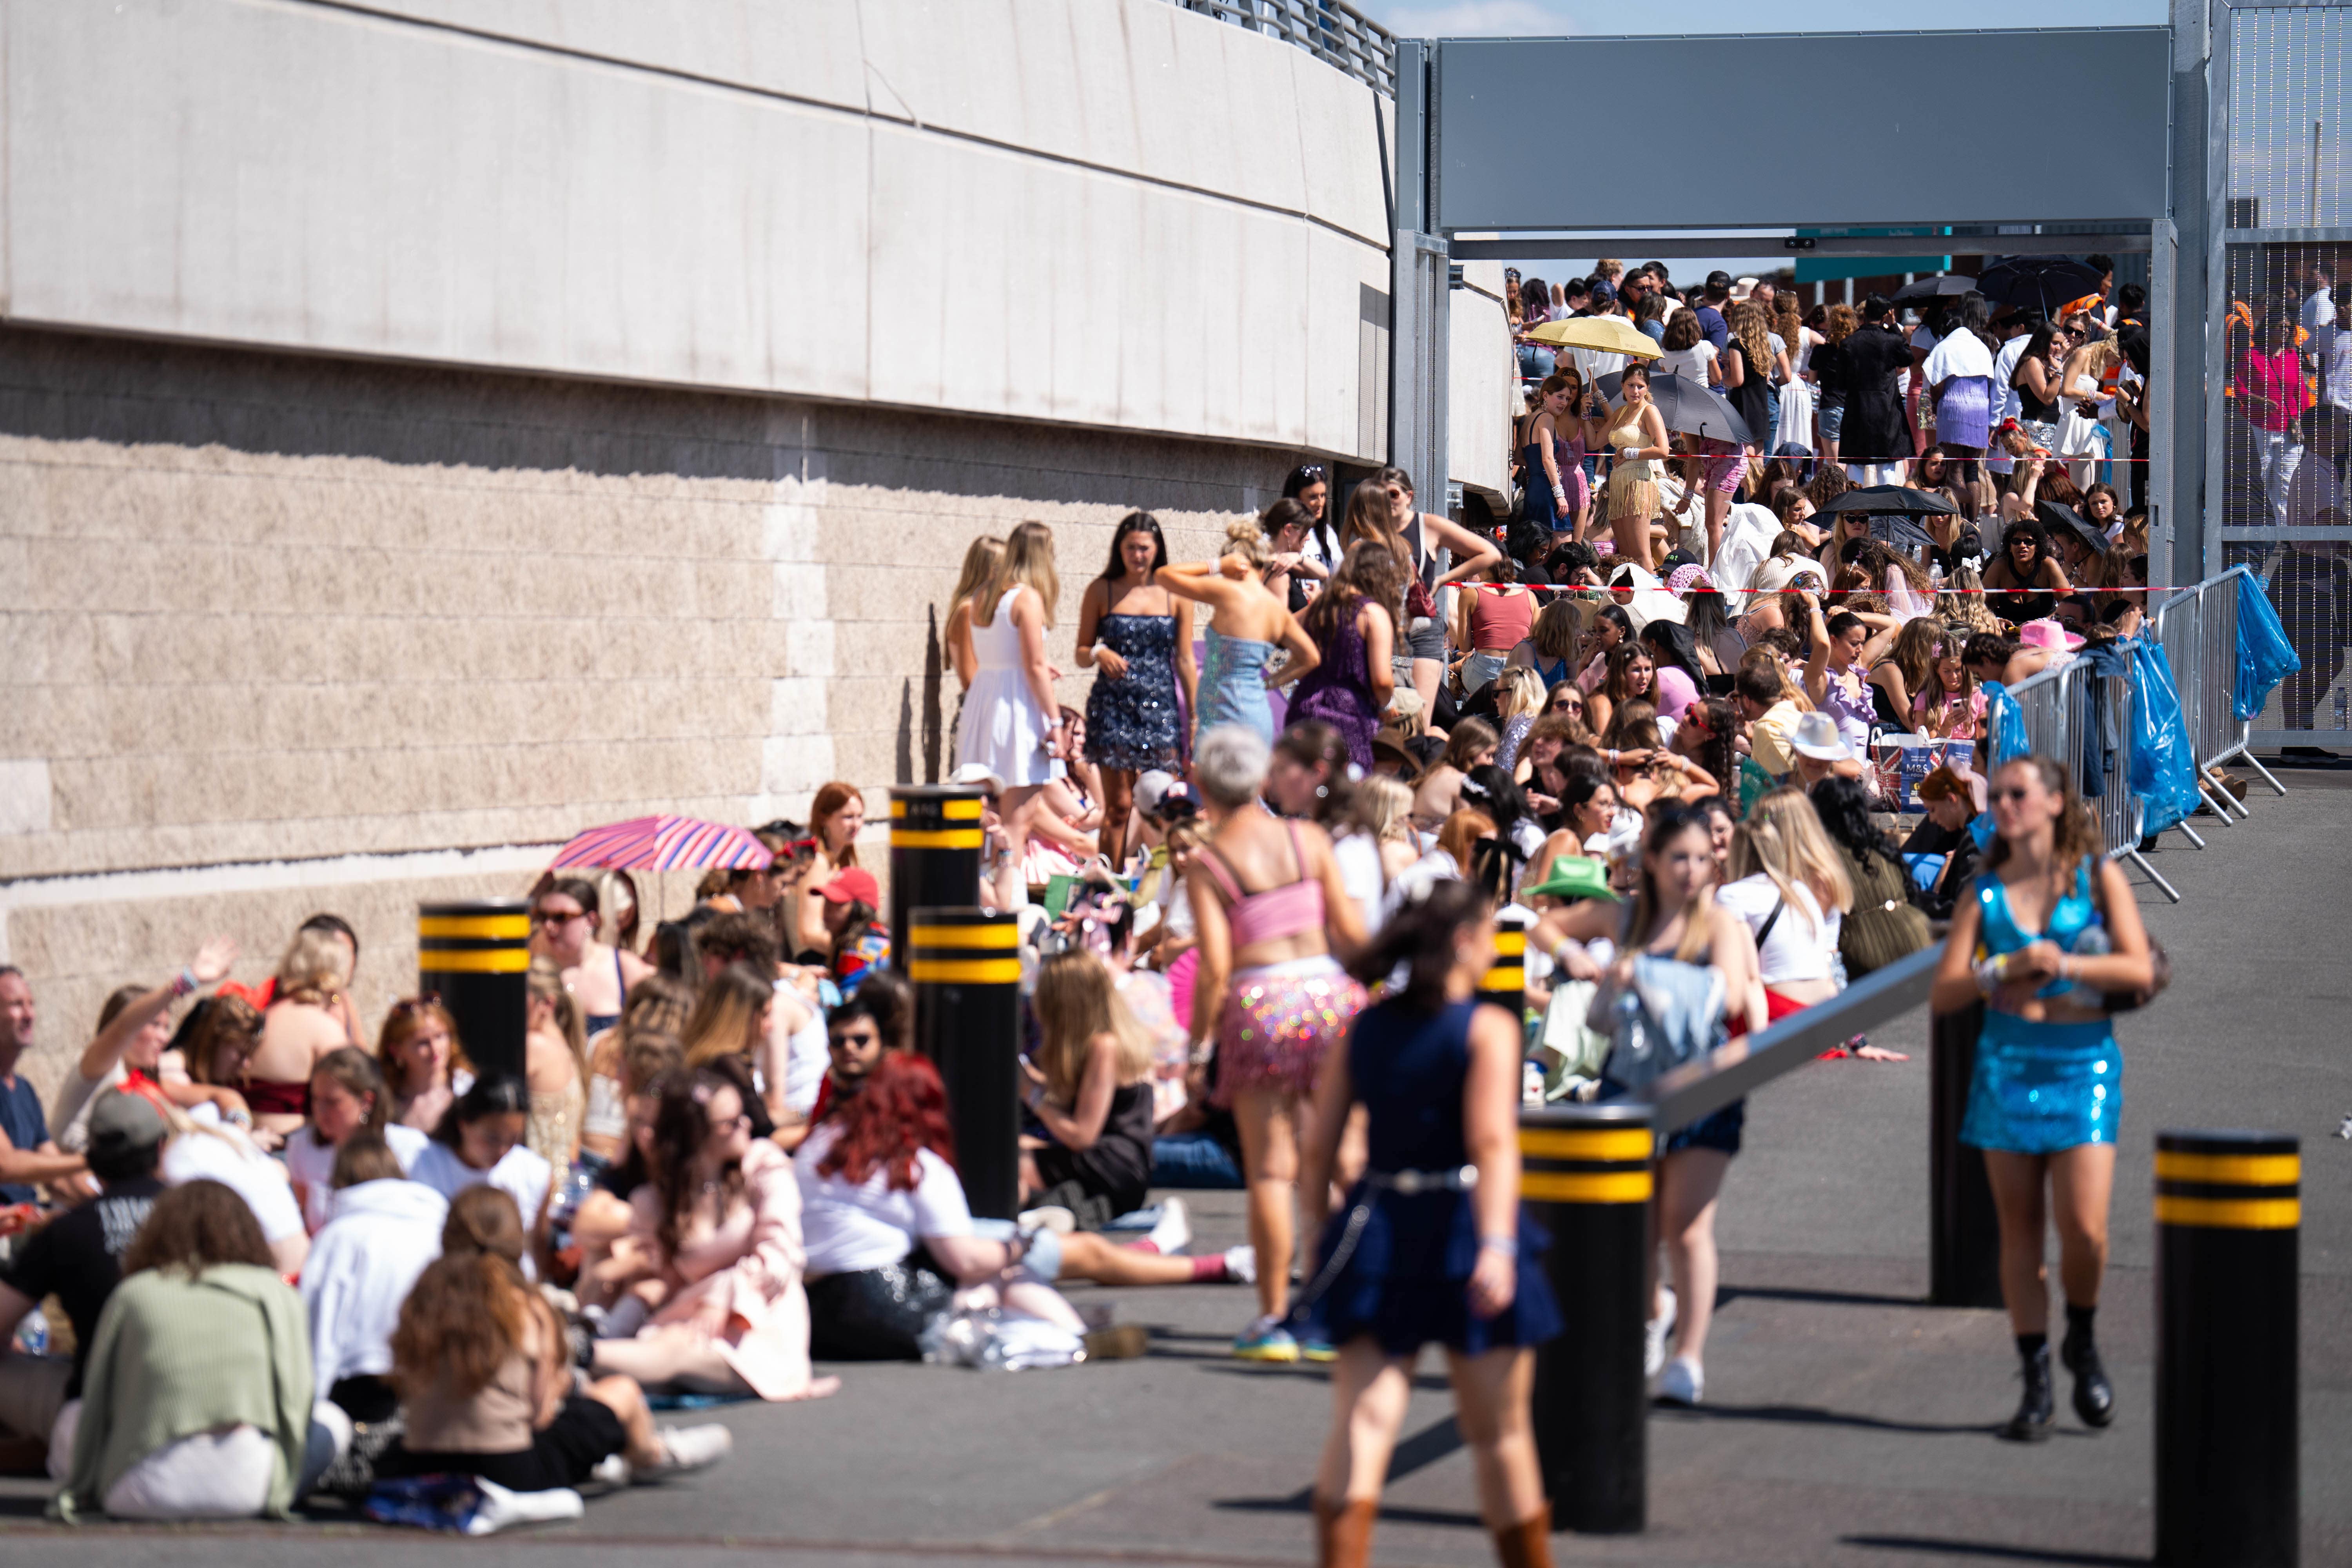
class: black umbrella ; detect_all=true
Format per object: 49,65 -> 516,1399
1892,274 -> 1977,303
1596,369 -> 1751,446
1820,485 -> 1960,517
2035,500 -> 2110,557
1975,256 -> 2105,317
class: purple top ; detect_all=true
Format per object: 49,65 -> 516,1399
1290,597 -> 1383,771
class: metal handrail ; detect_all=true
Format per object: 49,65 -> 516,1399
1160,0 -> 1397,93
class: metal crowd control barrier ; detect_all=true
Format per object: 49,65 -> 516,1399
1999,657 -> 2181,902
2153,566 -> 2290,810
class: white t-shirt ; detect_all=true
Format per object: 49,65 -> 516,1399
795,1122 -> 973,1276
1716,874 -> 1841,986
1656,342 -> 1715,387
2305,287 -> 2335,335
771,986 -> 830,1116
1922,326 -> 1994,384
161,1125 -> 306,1245
282,1122 -> 429,1233
406,1137 -> 554,1229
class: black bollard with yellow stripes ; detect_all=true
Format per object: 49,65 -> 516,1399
909,906 -> 1023,1221
418,899 -> 531,1083
1520,1102 -> 1653,1533
1929,1002 -> 2003,1307
888,786 -> 987,946
2155,1129 -> 2299,1568
1478,914 -> 1527,1019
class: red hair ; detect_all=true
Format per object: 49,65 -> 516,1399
809,781 -> 862,868
815,1051 -> 956,1192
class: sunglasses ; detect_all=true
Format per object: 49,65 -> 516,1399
530,908 -> 586,927
390,993 -> 445,1015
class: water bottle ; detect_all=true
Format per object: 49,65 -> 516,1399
1522,1059 -> 1545,1105
1929,561 -> 1945,595
13,1307 -> 46,1356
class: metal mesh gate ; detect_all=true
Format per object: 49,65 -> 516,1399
2215,4 -> 2352,746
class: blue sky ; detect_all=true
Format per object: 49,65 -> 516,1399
1370,0 -> 2164,34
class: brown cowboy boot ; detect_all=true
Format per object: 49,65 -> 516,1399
1492,1501 -> 1555,1568
1313,1494 -> 1379,1568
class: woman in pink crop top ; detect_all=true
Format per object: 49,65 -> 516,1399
1184,724 -> 1368,1363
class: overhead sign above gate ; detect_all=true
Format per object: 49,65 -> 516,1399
1429,28 -> 2172,233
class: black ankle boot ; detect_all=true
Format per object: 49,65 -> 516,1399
2003,1338 -> 2054,1442
2060,1319 -> 2115,1428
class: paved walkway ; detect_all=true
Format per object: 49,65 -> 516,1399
6,763 -> 2345,1566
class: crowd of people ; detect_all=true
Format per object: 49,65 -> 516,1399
0,262 -> 2190,1554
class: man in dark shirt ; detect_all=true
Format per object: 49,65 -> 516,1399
1694,270 -> 1733,376
0,1090 -> 166,1448
1837,295 -> 1919,483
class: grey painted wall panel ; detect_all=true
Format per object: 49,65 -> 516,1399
1433,29 -> 2172,232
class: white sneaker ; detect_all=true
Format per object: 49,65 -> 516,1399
639,1423 -> 733,1479
1644,1286 -> 1678,1378
1017,1205 -> 1077,1234
1146,1196 -> 1191,1256
1221,1244 -> 1257,1284
1657,1355 -> 1704,1405
584,1452 -> 631,1492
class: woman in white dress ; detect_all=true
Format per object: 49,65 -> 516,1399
955,520 -> 1067,860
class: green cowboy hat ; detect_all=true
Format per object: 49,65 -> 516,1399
1521,855 -> 1620,904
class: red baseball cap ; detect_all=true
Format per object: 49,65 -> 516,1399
819,867 -> 881,906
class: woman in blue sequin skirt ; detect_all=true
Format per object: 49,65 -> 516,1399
1297,879 -> 1561,1568
1076,512 -> 1196,871
1931,755 -> 2157,1443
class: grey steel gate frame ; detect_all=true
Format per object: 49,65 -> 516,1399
1389,23 -> 2205,592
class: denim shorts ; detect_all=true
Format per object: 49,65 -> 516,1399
1817,402 -> 1846,441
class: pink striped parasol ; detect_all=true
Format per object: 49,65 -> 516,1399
550,815 -> 774,872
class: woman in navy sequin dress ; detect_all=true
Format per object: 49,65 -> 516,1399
1076,512 -> 1196,871
1298,879 -> 1561,1568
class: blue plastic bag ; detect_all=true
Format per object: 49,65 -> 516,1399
2234,570 -> 2300,722
1966,681 -> 2029,851
2127,639 -> 2202,837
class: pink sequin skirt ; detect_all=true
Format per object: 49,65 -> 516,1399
1212,961 -> 1368,1106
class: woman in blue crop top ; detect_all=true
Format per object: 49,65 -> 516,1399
1297,878 -> 1560,1568
1930,755 -> 2156,1445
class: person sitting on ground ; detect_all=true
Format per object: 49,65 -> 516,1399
695,911 -> 828,1126
797,1052 -> 1089,1361
384,1185 -> 730,1492
48,939 -> 244,1152
158,1004 -> 309,1275
1504,594 -> 1584,690
572,1033 -> 686,1302
408,1078 -> 554,1261
819,869 -> 891,997
578,972 -> 694,1166
281,1047 -> 429,1235
55,1180 -> 335,1521
0,1091 -> 167,1469
246,927 -> 358,1137
1018,950 -> 1168,1230
1412,718 -> 1497,832
1960,631 -> 2057,690
1903,765 -> 1984,920
528,876 -> 658,1041
1735,661 -> 1804,780
380,996 -> 470,1135
588,1068 -> 837,1403
300,1132 -> 447,1430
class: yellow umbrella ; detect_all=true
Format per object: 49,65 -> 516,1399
1522,314 -> 1662,361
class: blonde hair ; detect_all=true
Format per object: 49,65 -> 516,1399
1436,809 -> 1495,872
1730,788 -> 1855,930
1725,299 -> 1774,389
1492,667 -> 1545,723
526,958 -> 589,1084
950,535 -> 1005,612
1223,517 -> 1271,568
1354,775 -> 1415,844
274,928 -> 350,1008
681,963 -> 773,1067
978,520 -> 1060,628
1031,951 -> 1153,1105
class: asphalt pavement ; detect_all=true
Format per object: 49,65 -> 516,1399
4,761 -> 2345,1566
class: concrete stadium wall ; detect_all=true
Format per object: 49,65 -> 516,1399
0,325 -> 1269,1096
7,0 -> 1395,463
